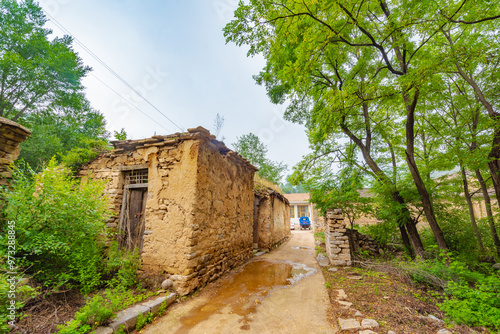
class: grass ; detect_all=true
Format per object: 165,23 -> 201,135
312,232 -> 492,333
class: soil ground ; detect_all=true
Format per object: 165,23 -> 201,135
142,230 -> 337,334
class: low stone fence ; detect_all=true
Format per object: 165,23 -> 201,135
325,209 -> 352,266
325,209 -> 381,266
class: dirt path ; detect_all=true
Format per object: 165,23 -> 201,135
143,230 -> 338,334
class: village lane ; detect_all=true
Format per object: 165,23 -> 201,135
143,230 -> 338,334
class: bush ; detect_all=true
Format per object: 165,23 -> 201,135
104,243 -> 141,289
0,269 -> 37,333
2,159 -> 112,293
56,287 -> 154,333
440,275 -> 500,330
395,253 -> 500,330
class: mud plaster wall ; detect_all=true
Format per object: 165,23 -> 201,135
79,128 -> 256,295
177,141 -> 256,294
255,189 -> 290,250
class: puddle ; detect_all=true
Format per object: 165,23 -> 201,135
291,246 -> 312,250
174,260 -> 315,333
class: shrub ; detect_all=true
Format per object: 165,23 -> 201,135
2,159 -> 112,293
0,270 -> 37,333
104,242 -> 141,289
395,253 -> 500,330
56,287 -> 154,333
440,275 -> 500,330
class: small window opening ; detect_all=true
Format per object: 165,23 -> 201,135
125,169 -> 148,185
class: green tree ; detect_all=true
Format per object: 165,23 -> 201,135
18,102 -> 109,171
114,128 -> 128,141
0,0 -> 90,121
232,133 -> 287,184
224,0 -> 500,251
0,0 -> 110,171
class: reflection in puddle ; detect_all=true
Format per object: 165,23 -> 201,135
291,246 -> 312,250
174,260 -> 315,333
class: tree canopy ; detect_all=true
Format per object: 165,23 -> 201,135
0,0 -> 109,171
225,0 -> 500,256
232,133 -> 287,185
0,0 -> 90,121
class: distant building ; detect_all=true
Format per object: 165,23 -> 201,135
283,193 -> 322,230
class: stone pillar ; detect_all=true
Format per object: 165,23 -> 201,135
325,209 -> 352,266
0,117 -> 31,187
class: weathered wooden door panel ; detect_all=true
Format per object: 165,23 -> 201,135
119,186 -> 147,252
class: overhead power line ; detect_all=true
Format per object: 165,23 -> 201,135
91,74 -> 172,133
43,10 -> 184,132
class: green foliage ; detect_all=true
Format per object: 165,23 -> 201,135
232,133 -> 287,184
281,174 -> 307,194
440,275 -> 500,329
19,107 -> 110,172
136,311 -> 154,331
0,271 -> 38,333
113,128 -> 128,141
56,287 -> 153,333
0,0 -> 90,121
104,243 -> 141,289
2,159 -> 112,293
314,231 -> 325,244
60,139 -> 109,173
359,221 -> 402,246
395,253 -> 500,330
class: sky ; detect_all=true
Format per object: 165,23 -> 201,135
37,0 -> 311,176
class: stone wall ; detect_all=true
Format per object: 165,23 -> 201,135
347,229 -> 380,255
0,117 -> 31,187
325,209 -> 352,266
254,185 -> 290,250
79,127 -> 256,295
325,209 -> 382,266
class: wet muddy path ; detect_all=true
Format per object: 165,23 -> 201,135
144,231 -> 336,334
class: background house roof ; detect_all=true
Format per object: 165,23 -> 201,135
283,193 -> 310,203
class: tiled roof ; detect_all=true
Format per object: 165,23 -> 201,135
283,193 -> 310,202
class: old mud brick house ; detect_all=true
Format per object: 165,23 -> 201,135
79,127 -> 257,295
253,184 -> 291,250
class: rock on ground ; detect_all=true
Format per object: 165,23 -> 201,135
338,318 -> 361,330
361,318 -> 379,329
316,253 -> 330,267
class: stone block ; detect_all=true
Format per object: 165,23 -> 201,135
338,318 -> 361,330
361,318 -> 379,329
141,293 -> 176,315
93,327 -> 113,334
109,304 -> 150,331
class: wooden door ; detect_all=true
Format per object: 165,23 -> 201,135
119,186 -> 147,251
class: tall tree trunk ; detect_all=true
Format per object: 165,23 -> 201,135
476,170 -> 500,256
443,30 -> 500,214
398,224 -> 413,258
404,90 -> 448,250
340,119 -> 426,257
460,165 -> 485,252
488,132 -> 500,212
393,191 -> 425,258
